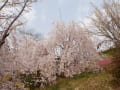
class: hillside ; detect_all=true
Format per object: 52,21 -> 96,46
37,73 -> 113,90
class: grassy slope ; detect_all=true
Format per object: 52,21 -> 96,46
34,49 -> 115,90
37,73 -> 113,90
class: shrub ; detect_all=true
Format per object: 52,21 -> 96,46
20,70 -> 49,90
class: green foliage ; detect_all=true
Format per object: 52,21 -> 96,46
102,48 -> 116,58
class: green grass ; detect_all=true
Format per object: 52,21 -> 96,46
35,72 -> 113,90
102,48 -> 116,58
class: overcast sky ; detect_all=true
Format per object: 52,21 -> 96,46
24,0 -> 103,36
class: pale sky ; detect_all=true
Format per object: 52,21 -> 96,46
25,0 -> 103,36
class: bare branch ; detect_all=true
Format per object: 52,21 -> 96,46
0,0 -> 8,11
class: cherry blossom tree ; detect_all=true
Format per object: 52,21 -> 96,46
0,0 -> 36,48
48,21 -> 100,77
90,0 -> 120,48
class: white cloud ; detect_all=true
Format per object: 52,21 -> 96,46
58,0 -> 64,6
24,8 -> 36,21
38,9 -> 47,22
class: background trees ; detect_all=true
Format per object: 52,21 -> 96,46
0,21 -> 100,88
0,0 -> 103,89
